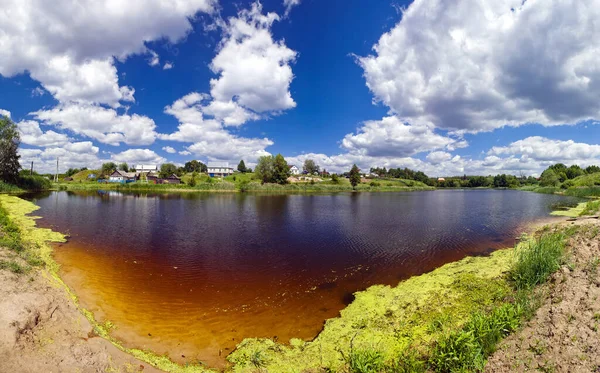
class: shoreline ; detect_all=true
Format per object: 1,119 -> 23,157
0,194 -> 592,372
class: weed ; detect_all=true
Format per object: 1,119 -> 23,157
429,329 -> 485,372
345,348 -> 385,373
510,233 -> 566,290
250,350 -> 267,368
0,259 -> 27,273
388,348 -> 425,373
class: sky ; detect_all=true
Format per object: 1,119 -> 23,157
1,0 -> 600,176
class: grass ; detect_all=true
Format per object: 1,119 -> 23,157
510,232 -> 567,290
579,200 -> 600,216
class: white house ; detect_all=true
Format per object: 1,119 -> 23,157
108,170 -> 136,182
136,164 -> 158,173
289,165 -> 300,175
207,162 -> 234,177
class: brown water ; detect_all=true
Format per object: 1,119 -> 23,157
25,190 -> 580,367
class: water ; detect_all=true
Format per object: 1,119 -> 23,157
24,189 -> 580,367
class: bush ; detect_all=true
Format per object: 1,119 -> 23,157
510,233 -> 566,290
16,175 -> 51,191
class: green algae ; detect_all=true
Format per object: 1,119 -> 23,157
550,202 -> 587,217
227,250 -> 516,372
0,195 -> 215,373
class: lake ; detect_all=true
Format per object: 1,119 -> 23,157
24,189 -> 580,367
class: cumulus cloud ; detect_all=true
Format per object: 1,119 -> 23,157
33,104 -> 157,146
162,146 -> 177,154
163,62 -> 174,70
489,136 -> 600,165
283,0 -> 301,17
17,120 -> 70,147
0,109 -> 10,118
341,116 -> 462,157
207,2 -> 297,123
0,0 -> 216,106
148,50 -> 160,67
358,0 -> 600,132
19,141 -> 102,174
426,151 -> 452,165
111,149 -> 166,165
159,93 -> 272,162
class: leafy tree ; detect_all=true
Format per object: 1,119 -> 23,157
585,165 -> 600,174
118,162 -> 129,172
331,173 -> 340,184
176,167 -> 186,177
237,160 -> 247,173
101,162 -> 117,176
303,159 -> 320,174
273,154 -> 291,184
255,156 -> 274,184
566,165 -> 584,179
159,163 -> 177,178
188,171 -> 198,187
184,160 -> 207,173
539,168 -> 560,187
247,168 -> 252,173
468,176 -> 488,188
548,163 -> 568,182
493,174 -> 509,188
0,116 -> 21,183
349,164 -> 361,189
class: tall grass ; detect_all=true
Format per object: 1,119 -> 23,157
580,200 -> 600,216
0,202 -> 43,273
510,233 -> 566,290
565,186 -> 600,198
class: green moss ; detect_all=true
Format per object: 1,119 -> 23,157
550,202 -> 587,217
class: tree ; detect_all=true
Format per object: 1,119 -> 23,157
159,163 -> 177,178
303,159 -> 320,174
585,165 -> 600,174
237,160 -> 247,173
539,168 -> 560,187
566,165 -> 584,179
118,162 -> 129,172
184,160 -> 207,173
349,164 -> 361,189
188,171 -> 198,187
331,173 -> 340,184
255,156 -> 274,184
273,154 -> 291,184
0,116 -> 21,183
101,162 -> 117,176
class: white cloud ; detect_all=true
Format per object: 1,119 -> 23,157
341,116 -> 462,157
31,87 -> 45,97
163,62 -> 174,70
489,136 -> 600,164
207,2 -> 297,122
111,149 -> 166,165
159,93 -> 272,163
426,151 -> 452,165
17,120 -> 70,147
33,104 -> 157,146
0,0 -> 216,106
162,146 -> 177,154
0,109 -> 10,118
179,150 -> 192,156
19,141 -> 102,174
283,0 -> 301,17
358,0 -> 600,133
148,50 -> 160,67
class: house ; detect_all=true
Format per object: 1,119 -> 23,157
289,165 -> 300,175
135,164 -> 158,173
108,170 -> 136,183
207,162 -> 234,177
162,174 -> 181,184
437,177 -> 446,182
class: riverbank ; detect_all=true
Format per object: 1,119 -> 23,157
0,194 -> 597,372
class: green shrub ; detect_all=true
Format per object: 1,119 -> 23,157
16,175 -> 51,191
510,233 -> 566,290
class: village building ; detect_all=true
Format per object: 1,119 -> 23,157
108,170 -> 137,183
207,162 -> 234,177
162,174 -> 181,184
135,164 -> 158,173
289,165 -> 300,175
437,177 -> 446,182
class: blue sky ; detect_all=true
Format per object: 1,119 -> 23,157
1,0 -> 600,176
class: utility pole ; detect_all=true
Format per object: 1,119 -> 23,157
55,157 -> 59,182
30,161 -> 33,176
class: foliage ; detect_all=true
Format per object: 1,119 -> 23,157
349,164 -> 361,189
331,173 -> 340,184
273,154 -> 291,184
345,348 -> 384,373
118,162 -> 129,172
0,116 -> 21,183
539,168 -> 560,187
188,171 -> 198,187
159,163 -> 178,178
184,160 -> 207,173
493,174 -> 519,188
586,165 -> 600,174
255,156 -> 274,184
580,200 -> 600,216
237,160 -> 247,173
17,175 -> 51,191
510,233 -> 566,290
303,159 -> 320,174
101,162 -> 117,176
255,154 -> 290,184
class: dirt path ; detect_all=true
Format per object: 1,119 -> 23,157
0,249 -> 163,373
486,220 -> 600,373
